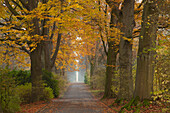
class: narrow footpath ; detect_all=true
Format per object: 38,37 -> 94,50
38,83 -> 114,113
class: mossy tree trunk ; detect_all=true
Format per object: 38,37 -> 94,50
104,40 -> 117,98
134,0 -> 159,100
118,0 -> 135,100
0,103 -> 3,113
103,6 -> 119,98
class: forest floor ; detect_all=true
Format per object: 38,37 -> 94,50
90,89 -> 170,113
19,83 -> 115,113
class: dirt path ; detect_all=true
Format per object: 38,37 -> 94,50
38,83 -> 114,113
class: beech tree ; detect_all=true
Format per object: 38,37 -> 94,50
134,0 -> 159,100
101,0 -> 119,98
0,0 -> 67,102
118,0 -> 135,100
0,0 -> 89,102
103,0 -> 135,99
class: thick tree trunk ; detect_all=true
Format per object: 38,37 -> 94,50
0,103 -> 3,113
103,5 -> 119,98
28,0 -> 43,102
118,0 -> 134,100
43,41 -> 52,72
134,0 -> 159,100
30,43 -> 43,102
103,41 -> 117,98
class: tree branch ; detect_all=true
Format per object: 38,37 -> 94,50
51,33 -> 62,68
0,38 -> 30,55
4,0 -> 23,20
0,22 -> 25,31
133,28 -> 141,34
50,22 -> 56,39
11,0 -> 24,11
99,25 -> 108,56
18,0 -> 29,10
101,38 -> 108,56
15,42 -> 30,55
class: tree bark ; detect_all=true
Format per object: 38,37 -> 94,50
103,7 -> 118,98
28,0 -> 43,102
0,103 -> 3,113
134,0 -> 159,100
89,40 -> 100,88
103,41 -> 117,98
42,39 -> 53,72
118,0 -> 135,100
30,43 -> 43,102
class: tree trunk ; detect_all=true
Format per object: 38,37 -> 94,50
90,62 -> 95,87
103,5 -> 119,98
0,103 -> 3,113
30,43 -> 43,102
134,0 -> 159,100
90,40 -> 99,88
103,41 -> 117,98
43,40 -> 52,72
28,0 -> 43,102
118,0 -> 134,100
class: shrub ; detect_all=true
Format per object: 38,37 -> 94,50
15,83 -> 32,104
41,86 -> 54,101
0,68 -> 21,113
8,69 -> 60,98
84,72 -> 90,84
53,73 -> 68,95
9,69 -> 31,85
91,67 -> 106,89
16,83 -> 54,104
42,70 -> 59,97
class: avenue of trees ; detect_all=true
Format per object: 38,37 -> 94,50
0,0 -> 169,112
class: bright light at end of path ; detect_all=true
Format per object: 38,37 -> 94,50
76,71 -> 78,82
76,60 -> 79,62
76,37 -> 81,40
136,0 -> 142,3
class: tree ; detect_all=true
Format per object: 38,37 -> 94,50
0,0 -> 84,102
118,0 -> 135,100
103,0 -> 121,98
134,0 -> 159,100
0,103 -> 3,113
88,40 -> 100,88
